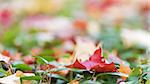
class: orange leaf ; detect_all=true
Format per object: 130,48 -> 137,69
118,64 -> 131,80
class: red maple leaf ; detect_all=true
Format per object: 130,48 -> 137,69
91,63 -> 117,72
66,59 -> 86,69
66,48 -> 117,72
89,48 -> 105,63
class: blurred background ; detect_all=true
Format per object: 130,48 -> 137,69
0,0 -> 150,67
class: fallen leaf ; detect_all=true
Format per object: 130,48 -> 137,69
67,48 -> 117,72
118,64 -> 131,80
66,59 -> 86,69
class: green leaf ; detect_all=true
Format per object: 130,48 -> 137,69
14,32 -> 38,54
0,72 -> 5,78
47,74 -> 68,82
20,76 -> 42,84
69,68 -> 86,73
0,68 -> 7,74
56,79 -> 65,84
81,80 -> 101,84
20,76 -> 42,80
14,64 -> 32,71
35,56 -> 48,64
41,56 -> 55,62
140,64 -> 150,73
83,71 -> 93,80
34,56 -> 55,64
47,68 -> 85,80
146,80 -> 150,84
130,67 -> 142,76
126,77 -> 139,84
99,28 -> 122,51
1,24 -> 20,47
96,72 -> 128,78
120,51 -> 141,60
0,68 -> 11,77
142,73 -> 150,80
0,68 -> 7,77
62,54 -> 70,58
49,67 -> 68,72
39,49 -> 54,56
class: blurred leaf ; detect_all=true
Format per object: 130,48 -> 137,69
1,24 -> 20,47
0,68 -> 7,77
118,64 -> 131,80
20,76 -> 42,84
20,76 -> 42,80
0,72 -> 5,78
140,64 -> 150,72
14,64 -> 32,71
70,68 -> 86,73
42,56 -> 55,62
49,67 -> 68,72
130,67 -> 142,76
142,73 -> 150,80
120,51 -> 141,60
99,28 -> 122,51
62,54 -> 70,58
97,75 -> 119,84
81,80 -> 101,84
126,76 -> 139,84
28,28 -> 40,34
124,17 -> 143,29
146,80 -> 150,84
15,32 -> 38,54
83,71 -> 93,80
39,49 -> 54,56
96,72 -> 128,78
57,0 -> 83,17
47,74 -> 68,82
35,56 -> 48,64
56,79 -> 65,84
35,56 -> 55,64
